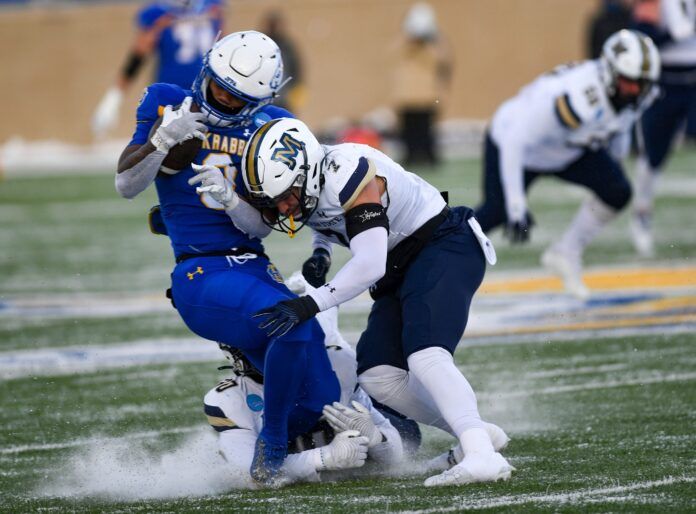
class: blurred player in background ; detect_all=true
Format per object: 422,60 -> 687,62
92,0 -> 224,138
261,10 -> 306,114
474,30 -> 660,298
630,0 -> 696,256
204,275 -> 406,487
586,0 -> 636,58
392,2 -> 452,167
232,117 -> 512,487
114,31 -> 341,487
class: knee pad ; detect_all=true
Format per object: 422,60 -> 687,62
358,365 -> 409,405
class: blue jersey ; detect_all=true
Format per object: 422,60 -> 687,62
137,1 -> 223,88
129,82 -> 293,259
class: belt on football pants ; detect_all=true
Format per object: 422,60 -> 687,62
175,247 -> 270,264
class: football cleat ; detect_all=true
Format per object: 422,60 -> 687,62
424,422 -> 510,473
250,437 -> 289,487
541,247 -> 590,300
630,210 -> 655,258
424,452 -> 513,487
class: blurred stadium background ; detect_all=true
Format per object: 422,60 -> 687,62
1,0 -> 695,512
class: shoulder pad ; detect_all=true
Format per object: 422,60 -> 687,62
203,379 -> 248,433
335,156 -> 377,210
136,4 -> 168,30
136,83 -> 187,123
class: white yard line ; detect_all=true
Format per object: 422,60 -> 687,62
400,476 -> 696,512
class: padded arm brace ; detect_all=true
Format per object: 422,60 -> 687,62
226,197 -> 272,239
307,226 -> 388,311
115,149 -> 167,199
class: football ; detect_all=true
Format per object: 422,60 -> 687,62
149,102 -> 205,173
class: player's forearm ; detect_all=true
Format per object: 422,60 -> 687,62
498,143 -> 527,221
115,145 -> 167,199
225,197 -> 272,239
662,0 -> 696,40
282,450 -> 322,483
307,227 -> 388,311
368,421 -> 404,465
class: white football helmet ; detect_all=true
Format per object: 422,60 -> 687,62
599,30 -> 660,108
192,31 -> 286,127
242,118 -> 325,235
403,2 -> 438,40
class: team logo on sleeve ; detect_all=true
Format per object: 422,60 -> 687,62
266,263 -> 284,283
246,394 -> 264,412
137,88 -> 148,106
271,132 -> 304,170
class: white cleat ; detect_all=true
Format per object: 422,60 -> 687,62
424,452 -> 513,487
541,248 -> 590,300
424,423 -> 511,473
630,211 -> 655,258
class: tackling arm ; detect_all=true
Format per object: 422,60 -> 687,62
307,178 -> 388,311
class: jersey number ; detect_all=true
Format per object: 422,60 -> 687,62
172,21 -> 215,64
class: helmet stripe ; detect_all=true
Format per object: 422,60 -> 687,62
638,36 -> 651,76
244,119 -> 283,192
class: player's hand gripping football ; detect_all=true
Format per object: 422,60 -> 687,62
150,97 -> 208,153
188,164 -> 239,210
254,296 -> 320,338
323,401 -> 383,448
317,430 -> 369,471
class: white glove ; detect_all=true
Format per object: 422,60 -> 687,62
188,163 -> 239,210
150,97 -> 208,153
316,430 -> 369,471
92,87 -> 123,138
323,401 -> 383,448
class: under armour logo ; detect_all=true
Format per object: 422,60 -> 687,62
324,283 -> 336,293
243,129 -> 251,137
187,266 -> 204,280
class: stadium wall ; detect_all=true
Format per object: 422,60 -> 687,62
0,0 -> 596,144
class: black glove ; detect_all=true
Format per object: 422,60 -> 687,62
301,248 -> 331,288
504,212 -> 535,244
254,296 -> 320,338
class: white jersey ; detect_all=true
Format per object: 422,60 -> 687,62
308,143 -> 446,251
203,343 -> 402,485
659,0 -> 696,66
490,60 -> 654,220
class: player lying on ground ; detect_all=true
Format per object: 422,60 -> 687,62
474,29 -> 661,298
115,30 -> 340,486
204,293 -> 404,487
193,116 -> 512,487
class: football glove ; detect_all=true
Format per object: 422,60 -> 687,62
323,401 -> 383,448
301,248 -> 331,288
504,212 -> 534,244
91,87 -> 123,139
188,164 -> 239,210
254,296 -> 320,338
150,97 -> 208,153
317,430 -> 369,471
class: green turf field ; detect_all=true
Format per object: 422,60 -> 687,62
1,150 -> 694,512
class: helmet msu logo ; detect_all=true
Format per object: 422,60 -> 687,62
271,132 -> 305,170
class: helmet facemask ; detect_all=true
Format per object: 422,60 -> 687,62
218,344 -> 264,383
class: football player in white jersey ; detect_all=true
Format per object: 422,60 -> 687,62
631,0 -> 696,256
225,117 -> 511,487
474,29 -> 660,298
204,299 -> 405,488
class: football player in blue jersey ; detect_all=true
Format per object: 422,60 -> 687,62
92,0 -> 224,138
114,30 -> 340,486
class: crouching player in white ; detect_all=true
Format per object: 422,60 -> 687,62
474,30 -> 660,298
234,118 -> 511,487
203,299 -> 405,487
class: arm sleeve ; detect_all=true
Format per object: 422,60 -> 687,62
312,230 -> 334,256
225,197 -> 272,239
115,149 -> 167,199
608,130 -> 632,161
495,130 -> 528,223
307,226 -> 388,311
